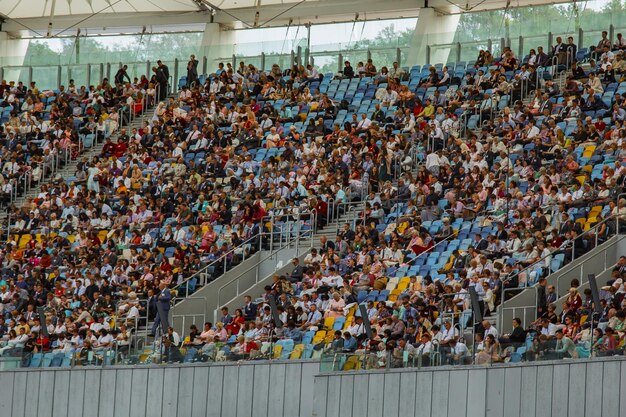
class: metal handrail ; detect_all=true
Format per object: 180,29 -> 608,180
169,231 -> 260,295
214,226 -> 315,321
170,210 -> 315,295
549,55 -> 559,78
498,214 -> 622,328
500,232 -> 625,333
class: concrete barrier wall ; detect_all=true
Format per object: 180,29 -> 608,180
313,358 -> 626,417
3,356 -> 626,417
0,359 -> 318,417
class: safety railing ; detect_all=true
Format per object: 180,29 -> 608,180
6,23 -> 626,93
1,91 -> 137,212
402,219 -> 476,269
260,210 -> 317,254
213,229 -> 316,322
170,210 -> 316,299
113,296 -> 153,349
170,235 -> 256,298
0,341 -> 140,370
499,304 -> 538,331
498,214 -> 624,330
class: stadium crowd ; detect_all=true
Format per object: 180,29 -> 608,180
0,29 -> 625,368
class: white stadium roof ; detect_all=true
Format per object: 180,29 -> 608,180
0,0 -> 575,35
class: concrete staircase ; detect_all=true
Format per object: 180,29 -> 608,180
497,232 -> 626,334
1,111 -> 151,228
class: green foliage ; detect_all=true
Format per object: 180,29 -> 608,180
316,24 -> 414,74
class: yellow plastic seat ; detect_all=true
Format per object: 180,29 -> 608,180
323,317 -> 335,329
346,306 -> 356,316
576,175 -> 585,185
343,355 -> 361,371
98,230 -> 109,242
18,236 -> 30,249
312,330 -> 326,344
343,319 -> 352,330
272,344 -> 283,359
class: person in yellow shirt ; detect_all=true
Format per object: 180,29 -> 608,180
417,98 -> 434,118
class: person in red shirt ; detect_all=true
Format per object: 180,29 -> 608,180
114,140 -> 127,158
88,231 -> 101,247
226,308 -> 245,336
39,251 -> 52,270
160,259 -> 172,273
101,137 -> 116,157
314,198 -> 328,228
35,332 -> 50,352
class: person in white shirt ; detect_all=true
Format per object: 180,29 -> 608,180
482,320 -> 499,339
402,112 -> 416,134
505,231 -> 522,255
172,144 -> 184,158
441,114 -> 458,136
600,47 -> 615,63
306,64 -> 319,81
447,339 -> 470,364
469,153 -> 489,171
416,333 -> 433,357
173,223 -> 187,243
97,330 -> 114,349
428,122 -> 444,150
382,87 -> 398,106
586,75 -> 604,94
185,125 -> 201,141
50,332 -> 70,352
425,150 -> 445,176
304,248 -> 322,266
526,120 -> 540,139
259,114 -> 273,131
266,128 -> 280,149
570,183 -> 583,200
346,316 -> 366,337
539,318 -> 557,339
209,78 -> 224,94
440,321 -> 459,345
356,113 -> 372,131
178,86 -> 192,101
166,327 -> 181,346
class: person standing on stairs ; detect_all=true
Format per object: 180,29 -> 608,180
187,55 -> 199,88
151,281 -> 172,337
